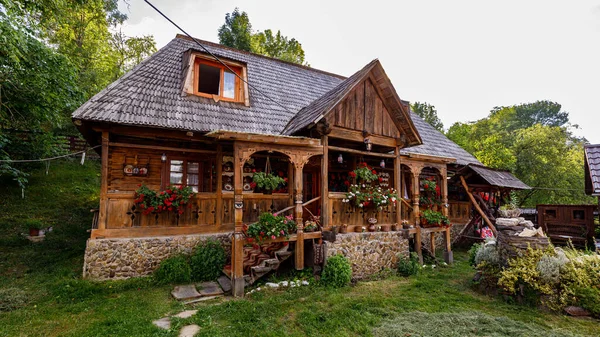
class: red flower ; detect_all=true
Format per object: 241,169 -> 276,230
372,170 -> 377,174
344,180 -> 350,186
166,189 -> 172,194
250,182 -> 257,189
424,184 -> 429,189
278,171 -> 284,177
247,237 -> 254,243
178,209 -> 184,215
271,235 -> 276,240
349,171 -> 356,178
168,207 -> 173,211
378,177 -> 383,182
252,168 -> 256,173
283,177 -> 288,183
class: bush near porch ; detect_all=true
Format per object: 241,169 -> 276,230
0,160 -> 599,336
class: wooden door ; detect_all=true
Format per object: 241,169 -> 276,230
303,169 -> 321,220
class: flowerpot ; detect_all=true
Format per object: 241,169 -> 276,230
263,189 -> 273,195
391,224 -> 398,231
368,224 -> 376,232
380,225 -> 390,232
355,226 -> 364,233
339,225 -> 348,234
29,228 -> 40,237
402,223 -> 412,230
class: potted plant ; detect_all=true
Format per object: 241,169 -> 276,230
304,220 -> 318,232
252,172 -> 285,194
245,213 -> 296,244
24,219 -> 43,236
401,219 -> 412,229
134,184 -> 195,215
350,162 -> 379,183
339,223 -> 348,234
420,209 -> 451,228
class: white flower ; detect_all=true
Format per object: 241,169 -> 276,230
432,265 -> 436,268
358,203 -> 363,208
382,200 -> 387,204
391,197 -> 396,202
362,184 -> 365,188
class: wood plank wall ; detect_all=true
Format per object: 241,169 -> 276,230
326,79 -> 401,138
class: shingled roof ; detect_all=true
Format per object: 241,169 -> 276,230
401,112 -> 482,166
584,144 -> 600,196
72,35 -> 344,135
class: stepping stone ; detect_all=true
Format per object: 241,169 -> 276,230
217,275 -> 232,293
179,324 -> 200,337
174,310 -> 198,319
152,317 -> 171,330
171,285 -> 201,301
183,295 -> 222,305
198,281 -> 224,297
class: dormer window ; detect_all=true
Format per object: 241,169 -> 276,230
194,58 -> 244,102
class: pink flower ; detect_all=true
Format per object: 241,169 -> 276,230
271,235 -> 276,240
280,230 -> 285,235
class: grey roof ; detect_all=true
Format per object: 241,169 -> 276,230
584,144 -> 600,196
72,35 -> 344,135
468,164 -> 531,190
401,112 -> 482,165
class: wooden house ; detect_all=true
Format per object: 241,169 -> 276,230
73,35 -> 527,295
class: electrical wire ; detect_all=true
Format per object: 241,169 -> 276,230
143,0 -> 298,117
0,145 -> 101,163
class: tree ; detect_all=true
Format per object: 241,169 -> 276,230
411,102 -> 444,132
251,29 -> 306,65
111,30 -> 157,80
446,101 -> 594,207
217,8 -> 253,52
218,8 -> 307,65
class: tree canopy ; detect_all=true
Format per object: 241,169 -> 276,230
411,102 -> 444,132
218,8 -> 307,65
446,100 -> 592,206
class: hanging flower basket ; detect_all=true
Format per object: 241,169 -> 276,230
244,213 -> 297,244
252,172 -> 286,193
134,184 -> 195,215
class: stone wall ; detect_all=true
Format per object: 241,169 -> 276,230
325,232 -> 409,279
420,222 -> 468,253
83,233 -> 232,280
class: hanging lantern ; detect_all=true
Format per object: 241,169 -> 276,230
161,153 -> 167,162
337,153 -> 343,163
364,138 -> 372,151
380,159 -> 385,169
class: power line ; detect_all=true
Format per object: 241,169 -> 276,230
0,145 -> 100,163
142,0 -> 297,117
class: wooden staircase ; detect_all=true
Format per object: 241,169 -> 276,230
223,243 -> 293,285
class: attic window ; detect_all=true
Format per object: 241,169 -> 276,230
194,58 -> 244,102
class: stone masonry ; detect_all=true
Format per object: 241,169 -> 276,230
325,232 -> 409,279
83,233 -> 231,280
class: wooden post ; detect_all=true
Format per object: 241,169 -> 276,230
429,232 -> 436,257
444,227 -> 453,264
460,176 -> 497,236
216,144 -> 223,228
321,136 -> 329,229
440,167 -> 449,217
394,148 -> 401,225
294,161 -> 305,270
415,225 -> 423,265
232,142 -> 245,297
97,131 -> 109,232
411,166 -> 422,226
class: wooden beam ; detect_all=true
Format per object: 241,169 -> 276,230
401,152 -> 456,163
460,176 -> 497,236
328,127 -> 397,148
327,145 -> 396,158
394,147 -> 402,225
232,141 -> 245,297
206,130 -> 321,147
322,135 -> 329,229
97,131 -> 109,231
90,225 -> 234,239
108,142 -> 217,154
216,144 -> 223,228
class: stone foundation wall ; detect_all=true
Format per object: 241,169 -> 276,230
420,223 -> 468,253
325,232 -> 409,279
83,233 -> 232,280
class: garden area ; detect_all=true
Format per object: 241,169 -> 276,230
1,160 -> 599,337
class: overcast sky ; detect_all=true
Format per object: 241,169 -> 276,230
119,0 -> 600,143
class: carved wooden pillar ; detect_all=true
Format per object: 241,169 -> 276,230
216,144 -> 223,228
293,159 -> 305,270
440,166 -> 449,217
321,136 -> 329,229
232,141 -> 245,297
394,148 -> 401,225
410,164 -> 423,225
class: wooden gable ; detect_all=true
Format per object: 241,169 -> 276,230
325,78 -> 402,139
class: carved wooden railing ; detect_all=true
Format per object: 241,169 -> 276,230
328,193 -> 398,228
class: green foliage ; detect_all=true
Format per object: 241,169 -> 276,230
446,100 -> 595,207
218,7 -> 307,65
474,243 -> 500,267
23,219 -> 44,230
153,255 -> 191,285
110,30 -> 157,79
0,288 -> 28,312
321,254 -> 352,288
191,239 -> 227,282
468,243 -> 483,266
575,286 -> 600,317
421,209 -> 450,226
411,102 -> 444,132
397,252 -> 420,277
252,172 -> 285,191
245,212 -> 296,243
218,8 -> 253,52
134,184 -> 196,214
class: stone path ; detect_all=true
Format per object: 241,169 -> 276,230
153,310 -> 201,336
179,324 -> 200,337
198,281 -> 224,297
171,285 -> 202,301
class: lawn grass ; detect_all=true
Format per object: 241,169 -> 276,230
0,161 -> 598,336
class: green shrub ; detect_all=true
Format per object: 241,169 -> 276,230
576,286 -> 600,317
474,244 -> 500,267
0,288 -> 28,312
468,243 -> 483,266
321,254 -> 352,288
23,219 -> 44,230
190,239 -> 227,281
154,255 -> 191,285
397,252 -> 420,277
